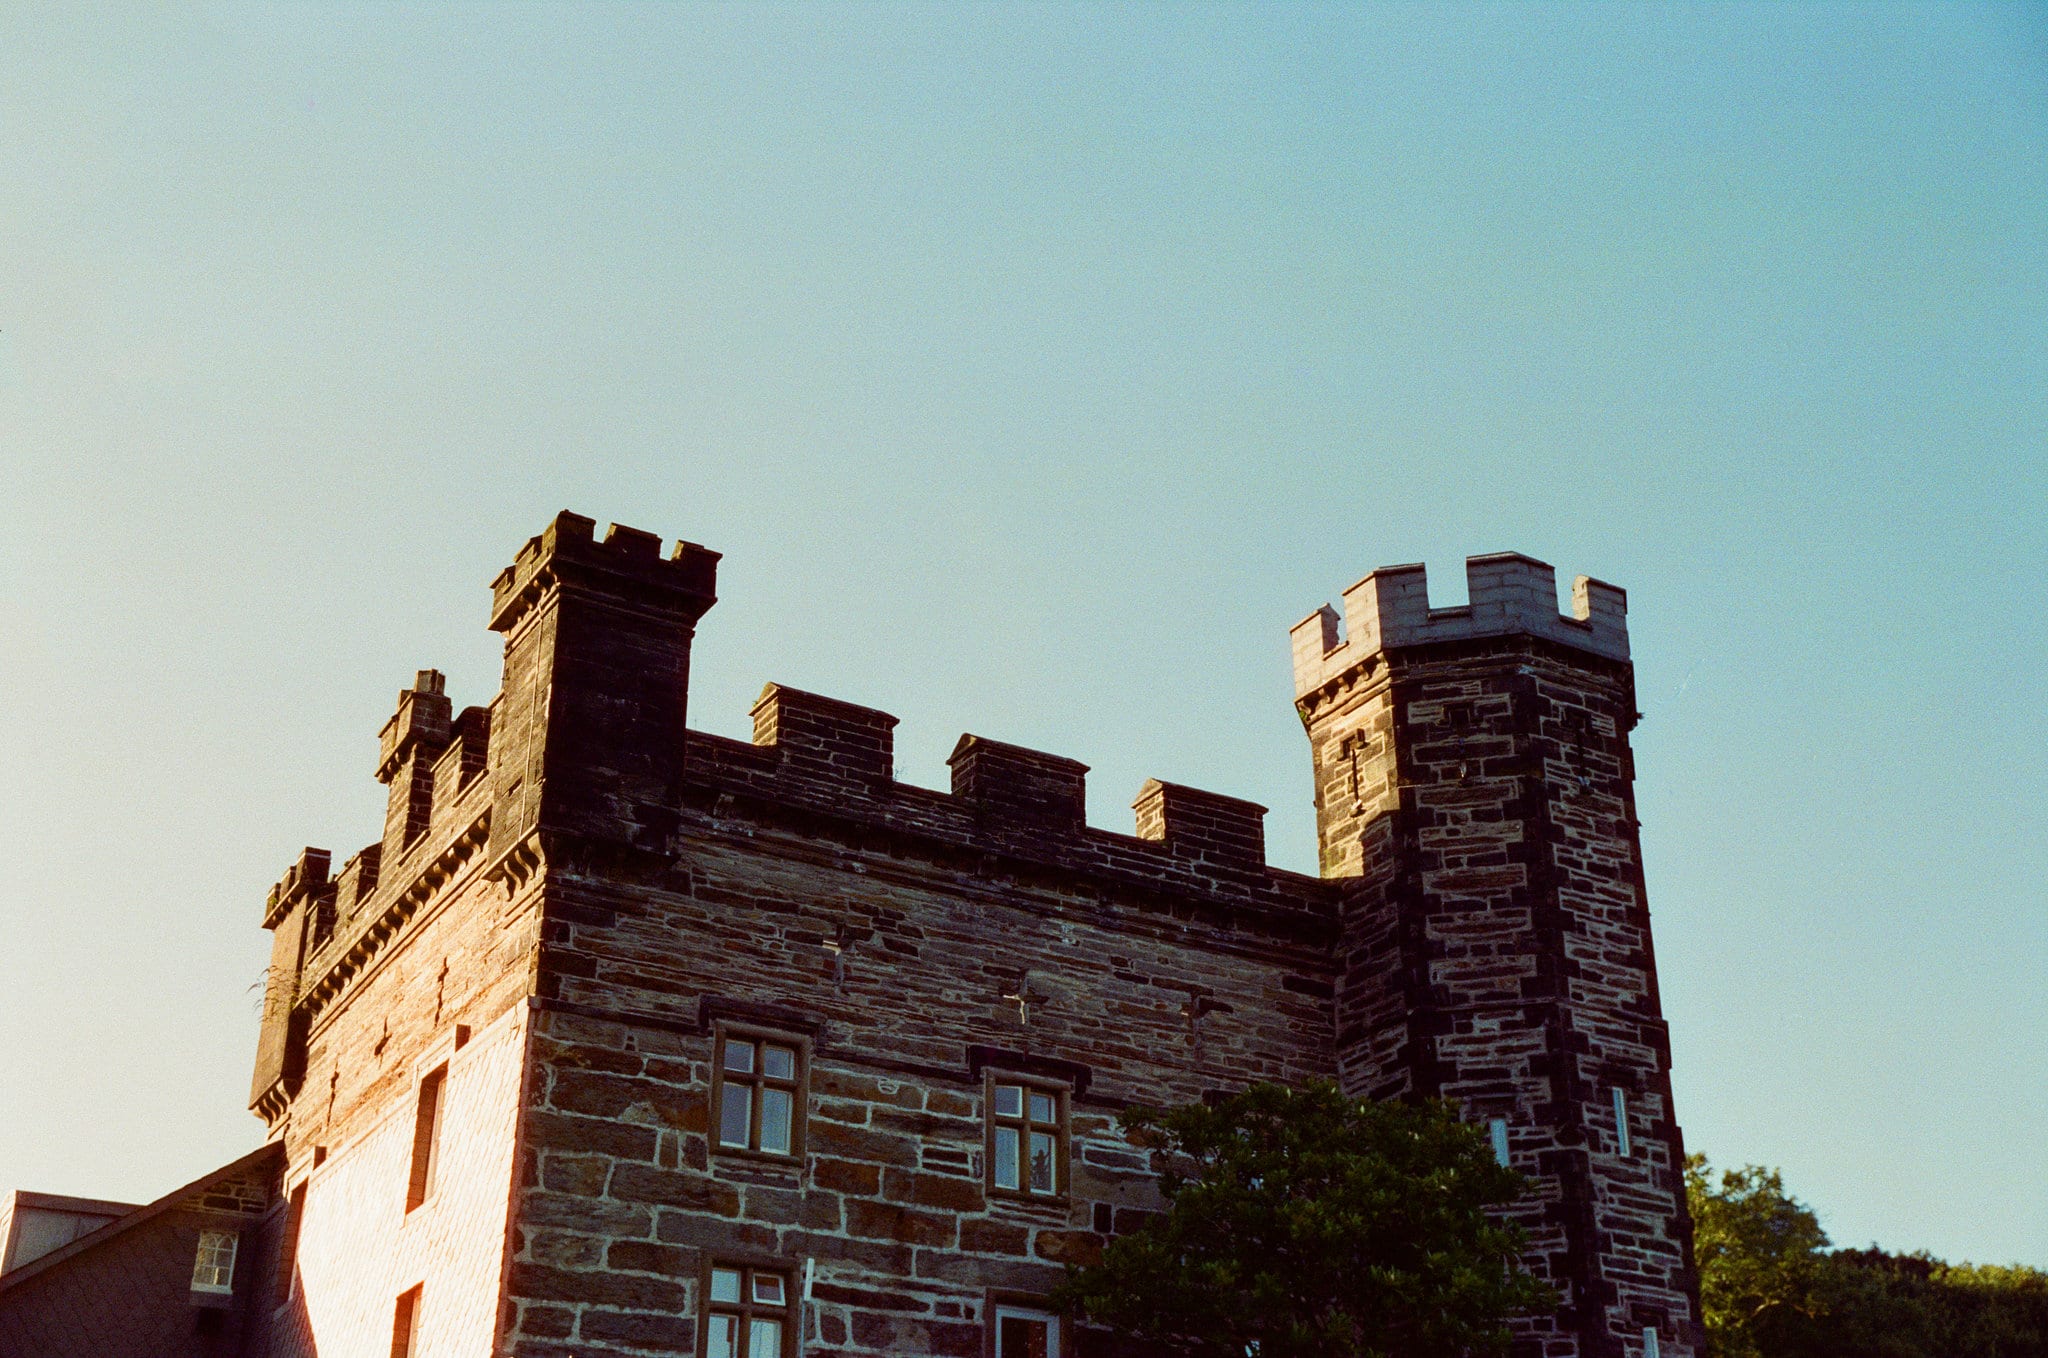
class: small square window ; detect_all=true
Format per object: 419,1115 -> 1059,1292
988,1077 -> 1066,1198
713,1030 -> 806,1159
702,1262 -> 794,1358
191,1229 -> 238,1294
992,1303 -> 1060,1357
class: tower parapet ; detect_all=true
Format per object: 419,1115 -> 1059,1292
1292,553 -> 1628,701
487,512 -> 722,859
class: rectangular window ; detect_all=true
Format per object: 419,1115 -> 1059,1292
275,1181 -> 308,1303
390,1284 -> 423,1358
988,1079 -> 1065,1197
714,1031 -> 804,1158
702,1262 -> 794,1358
992,1304 -> 1061,1357
407,1064 -> 448,1211
1612,1087 -> 1631,1158
190,1229 -> 238,1294
1643,1326 -> 1661,1358
1488,1117 -> 1511,1168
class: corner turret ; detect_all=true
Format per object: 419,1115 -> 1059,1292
488,512 -> 721,859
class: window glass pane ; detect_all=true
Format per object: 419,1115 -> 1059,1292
762,1045 -> 796,1080
994,1126 -> 1020,1189
723,1040 -> 755,1074
998,1314 -> 1051,1358
752,1272 -> 786,1306
192,1230 -> 238,1289
709,1268 -> 743,1304
747,1317 -> 783,1358
994,1084 -> 1023,1118
718,1087 -> 752,1147
705,1313 -> 738,1358
760,1087 -> 794,1155
1028,1091 -> 1056,1124
1029,1131 -> 1057,1193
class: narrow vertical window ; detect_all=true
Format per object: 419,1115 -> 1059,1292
992,1304 -> 1060,1357
988,1080 -> 1065,1197
1488,1117 -> 1511,1168
390,1284 -> 423,1358
275,1181 -> 308,1303
407,1064 -> 447,1211
703,1262 -> 793,1357
1612,1087 -> 1631,1157
713,1031 -> 805,1158
190,1229 -> 238,1293
1643,1325 -> 1661,1358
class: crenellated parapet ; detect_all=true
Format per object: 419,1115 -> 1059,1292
487,511 -> 719,637
1291,552 -> 1628,704
682,687 -> 1324,931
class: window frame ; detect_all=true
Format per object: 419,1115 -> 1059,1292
698,1256 -> 799,1358
190,1228 -> 239,1295
405,1062 -> 449,1212
390,1283 -> 423,1358
709,1024 -> 810,1163
274,1179 -> 309,1304
983,1071 -> 1070,1202
986,1299 -> 1062,1358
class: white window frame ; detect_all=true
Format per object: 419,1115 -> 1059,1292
191,1228 -> 238,1294
991,1303 -> 1061,1357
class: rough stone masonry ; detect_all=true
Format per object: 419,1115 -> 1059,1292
205,513 -> 1700,1356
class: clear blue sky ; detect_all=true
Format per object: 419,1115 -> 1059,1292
2,2 -> 2042,1266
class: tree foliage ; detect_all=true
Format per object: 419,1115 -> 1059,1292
1687,1154 -> 2048,1358
1053,1082 -> 1555,1358
1686,1156 -> 1832,1356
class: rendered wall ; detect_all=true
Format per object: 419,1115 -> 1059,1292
264,1003 -> 527,1358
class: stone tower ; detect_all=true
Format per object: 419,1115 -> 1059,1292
1292,554 -> 1701,1358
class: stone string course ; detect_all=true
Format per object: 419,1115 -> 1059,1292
222,513 -> 1702,1358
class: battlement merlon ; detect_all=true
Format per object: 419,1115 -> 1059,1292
376,670 -> 452,784
261,847 -> 331,930
1291,552 -> 1628,700
488,510 -> 721,637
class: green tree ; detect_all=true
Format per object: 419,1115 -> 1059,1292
1054,1082 -> 1554,1358
1685,1155 -> 1831,1357
1687,1154 -> 2048,1358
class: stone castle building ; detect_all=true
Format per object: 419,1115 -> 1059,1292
0,512 -> 1702,1357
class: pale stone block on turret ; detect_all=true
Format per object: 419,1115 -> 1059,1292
1291,552 -> 1628,700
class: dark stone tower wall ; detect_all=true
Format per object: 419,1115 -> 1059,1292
1294,554 -> 1702,1358
487,511 -> 721,860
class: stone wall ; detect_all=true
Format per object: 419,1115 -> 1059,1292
496,695 -> 1341,1355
